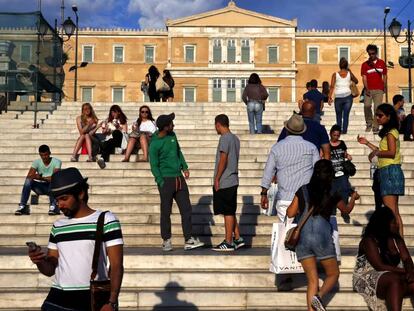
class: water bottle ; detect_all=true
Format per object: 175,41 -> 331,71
370,162 -> 377,180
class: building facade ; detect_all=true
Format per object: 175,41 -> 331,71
62,1 -> 413,103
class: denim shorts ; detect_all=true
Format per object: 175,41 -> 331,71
295,215 -> 336,262
379,164 -> 405,196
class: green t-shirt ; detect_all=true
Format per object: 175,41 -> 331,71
31,157 -> 62,177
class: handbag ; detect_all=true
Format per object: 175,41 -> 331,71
270,222 -> 303,274
284,206 -> 314,251
343,160 -> 356,177
155,77 -> 170,92
140,81 -> 149,94
350,81 -> 360,98
90,211 -> 111,311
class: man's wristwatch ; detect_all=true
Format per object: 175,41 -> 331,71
109,301 -> 118,310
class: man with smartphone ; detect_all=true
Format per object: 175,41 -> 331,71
15,144 -> 61,216
28,167 -> 124,311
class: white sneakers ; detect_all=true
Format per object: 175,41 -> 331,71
162,237 -> 205,252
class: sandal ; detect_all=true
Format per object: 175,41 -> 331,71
86,157 -> 94,162
121,158 -> 130,162
70,156 -> 78,162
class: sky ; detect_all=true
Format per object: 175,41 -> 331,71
0,0 -> 413,31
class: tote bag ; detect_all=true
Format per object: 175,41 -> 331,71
270,223 -> 303,274
155,77 -> 170,92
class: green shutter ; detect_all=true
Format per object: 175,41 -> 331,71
113,88 -> 123,102
145,47 -> 154,64
268,87 -> 279,103
184,88 -> 195,102
227,46 -> 236,63
114,47 -> 123,63
213,46 -> 221,63
308,48 -> 318,64
82,88 -> 92,102
268,47 -> 278,64
185,46 -> 194,63
21,45 -> 31,62
83,46 -> 93,62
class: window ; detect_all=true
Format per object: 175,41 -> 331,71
307,46 -> 318,64
81,87 -> 93,102
227,79 -> 236,102
20,45 -> 31,62
184,87 -> 195,102
145,46 -> 155,64
241,39 -> 250,63
82,45 -> 94,63
185,45 -> 195,63
268,87 -> 280,103
227,39 -> 236,63
213,79 -> 222,102
401,46 -> 409,57
268,46 -> 278,64
241,78 -> 248,89
113,46 -> 124,63
338,46 -> 350,61
401,88 -> 412,101
213,39 -> 222,63
112,87 -> 124,102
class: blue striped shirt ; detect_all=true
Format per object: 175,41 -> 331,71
261,135 -> 320,201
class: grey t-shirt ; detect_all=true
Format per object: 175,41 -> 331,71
214,132 -> 240,189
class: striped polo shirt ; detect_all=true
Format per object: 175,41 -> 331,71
48,210 -> 123,291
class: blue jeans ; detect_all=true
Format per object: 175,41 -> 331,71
20,178 -> 56,206
334,95 -> 353,133
332,175 -> 352,203
246,101 -> 263,134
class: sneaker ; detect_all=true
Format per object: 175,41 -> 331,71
311,295 -> 327,311
365,125 -> 372,132
212,240 -> 235,252
233,237 -> 245,250
15,204 -> 30,215
97,157 -> 106,169
184,237 -> 205,250
48,205 -> 60,216
162,239 -> 173,252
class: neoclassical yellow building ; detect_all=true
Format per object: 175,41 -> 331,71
62,1 -> 412,103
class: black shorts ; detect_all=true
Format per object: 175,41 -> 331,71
213,185 -> 238,216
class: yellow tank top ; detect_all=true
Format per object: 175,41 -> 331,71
378,128 -> 401,168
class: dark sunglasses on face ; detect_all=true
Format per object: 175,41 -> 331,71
375,113 -> 385,118
140,111 -> 149,114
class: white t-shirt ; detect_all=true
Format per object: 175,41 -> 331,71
139,120 -> 157,133
48,210 -> 123,291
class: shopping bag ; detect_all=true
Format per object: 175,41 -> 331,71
263,182 -> 277,216
270,223 -> 303,274
330,216 -> 341,262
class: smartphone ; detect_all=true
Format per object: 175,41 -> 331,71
26,241 -> 39,252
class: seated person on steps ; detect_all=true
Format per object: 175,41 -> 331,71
15,145 -> 61,216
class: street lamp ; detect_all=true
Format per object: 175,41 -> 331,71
389,18 -> 413,103
383,7 -> 390,103
62,16 -> 76,38
72,5 -> 79,102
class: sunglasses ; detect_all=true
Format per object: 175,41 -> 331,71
375,113 -> 385,118
368,52 -> 377,56
140,110 -> 149,114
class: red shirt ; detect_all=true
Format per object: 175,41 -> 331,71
361,58 -> 387,91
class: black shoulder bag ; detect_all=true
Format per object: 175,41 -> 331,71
90,211 -> 111,311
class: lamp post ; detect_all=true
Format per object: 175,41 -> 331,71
389,18 -> 413,103
72,5 -> 79,102
384,7 -> 390,103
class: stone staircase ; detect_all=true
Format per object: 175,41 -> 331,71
0,101 -> 413,310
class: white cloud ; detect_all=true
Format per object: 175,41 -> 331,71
128,0 -> 224,29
